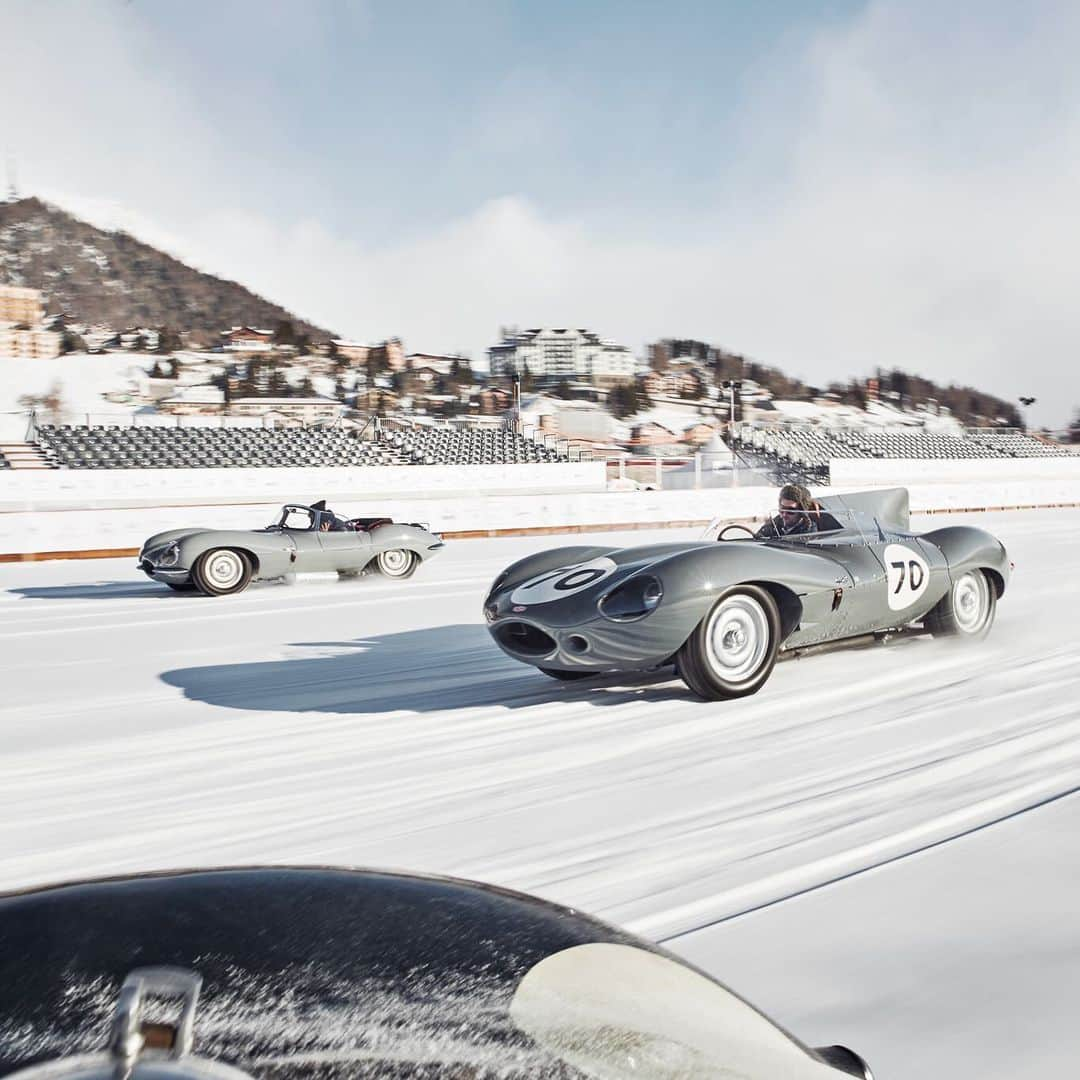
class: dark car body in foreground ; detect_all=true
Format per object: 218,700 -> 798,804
138,503 -> 444,595
485,488 -> 1009,699
0,867 -> 871,1079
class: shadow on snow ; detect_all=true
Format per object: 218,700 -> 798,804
160,623 -> 693,715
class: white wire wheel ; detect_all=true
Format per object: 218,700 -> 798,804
376,548 -> 418,579
193,548 -> 252,596
925,569 -> 996,641
677,584 -> 781,700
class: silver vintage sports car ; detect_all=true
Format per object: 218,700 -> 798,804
139,501 -> 444,595
485,487 -> 1009,700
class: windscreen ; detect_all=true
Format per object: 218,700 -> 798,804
510,943 -> 838,1079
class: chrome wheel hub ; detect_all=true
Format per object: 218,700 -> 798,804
953,571 -> 988,633
706,595 -> 770,683
207,551 -> 242,588
381,549 -> 408,572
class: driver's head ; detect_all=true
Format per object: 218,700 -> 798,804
777,483 -> 814,530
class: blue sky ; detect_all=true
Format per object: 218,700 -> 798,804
5,0 -> 1079,426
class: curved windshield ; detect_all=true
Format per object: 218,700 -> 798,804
510,943 -> 837,1079
272,506 -> 315,531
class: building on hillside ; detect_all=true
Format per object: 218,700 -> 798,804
681,420 -> 722,446
81,325 -> 120,352
0,323 -> 61,358
332,337 -> 406,371
372,337 -> 405,371
0,285 -> 44,327
156,386 -> 228,416
488,327 -> 637,387
406,352 -> 467,376
647,338 -> 718,371
228,397 -> 342,424
471,386 -> 514,415
0,324 -> 61,358
628,420 -> 682,449
331,340 -> 370,364
355,386 -> 400,412
0,285 -> 61,357
222,326 -> 274,352
119,327 -> 160,351
642,363 -> 708,399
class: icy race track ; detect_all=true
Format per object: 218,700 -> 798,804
2,509 -> 1079,1077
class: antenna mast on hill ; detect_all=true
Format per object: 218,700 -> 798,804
4,155 -> 17,202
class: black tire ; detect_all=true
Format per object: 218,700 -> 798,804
676,584 -> 781,700
165,582 -> 198,593
924,568 -> 996,641
193,548 -> 253,596
376,549 -> 418,579
539,667 -> 594,681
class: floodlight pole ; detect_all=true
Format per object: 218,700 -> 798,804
1018,395 -> 1036,433
723,379 -> 742,487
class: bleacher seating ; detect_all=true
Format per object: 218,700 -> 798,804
31,420 -> 576,470
34,425 -> 405,470
962,429 -> 1072,457
381,423 -> 570,465
729,423 -> 1072,484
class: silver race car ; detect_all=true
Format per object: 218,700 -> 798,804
139,501 -> 444,595
485,488 -> 1009,700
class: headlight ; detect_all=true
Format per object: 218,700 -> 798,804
598,575 -> 663,621
158,542 -> 180,567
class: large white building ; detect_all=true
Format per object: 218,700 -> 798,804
488,327 -> 637,385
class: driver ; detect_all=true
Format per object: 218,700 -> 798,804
756,483 -> 819,539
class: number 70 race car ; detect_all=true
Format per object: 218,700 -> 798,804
484,488 -> 1010,700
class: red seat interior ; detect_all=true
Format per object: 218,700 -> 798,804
349,516 -> 394,532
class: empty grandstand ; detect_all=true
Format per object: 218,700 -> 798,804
29,418 -> 579,470
730,424 -> 1072,485
380,419 -> 578,465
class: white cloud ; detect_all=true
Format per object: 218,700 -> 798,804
4,0 -> 1079,426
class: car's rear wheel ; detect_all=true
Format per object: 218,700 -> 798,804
193,548 -> 252,596
376,549 -> 417,579
677,585 -> 781,700
924,569 -> 996,641
165,582 -> 198,593
538,667 -> 594,681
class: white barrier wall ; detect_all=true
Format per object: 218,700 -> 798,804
831,457 -> 1080,486
2,478 -> 1080,556
0,461 -> 606,511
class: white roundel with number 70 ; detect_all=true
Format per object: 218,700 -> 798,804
883,543 -> 931,611
510,556 -> 619,606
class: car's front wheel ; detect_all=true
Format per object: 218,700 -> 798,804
677,585 -> 781,700
376,549 -> 417,579
193,548 -> 253,596
924,569 -> 996,641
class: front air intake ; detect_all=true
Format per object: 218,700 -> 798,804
494,622 -> 557,657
